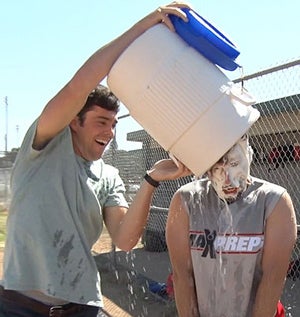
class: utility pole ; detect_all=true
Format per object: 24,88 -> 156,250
4,96 -> 8,154
16,124 -> 19,148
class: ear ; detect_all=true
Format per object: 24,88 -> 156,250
207,170 -> 213,179
69,117 -> 80,131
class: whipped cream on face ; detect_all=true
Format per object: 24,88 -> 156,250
208,135 -> 253,203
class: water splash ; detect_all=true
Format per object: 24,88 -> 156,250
190,176 -> 235,297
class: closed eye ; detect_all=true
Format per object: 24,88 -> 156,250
230,161 -> 239,167
95,119 -> 117,129
96,119 -> 107,126
212,166 -> 221,173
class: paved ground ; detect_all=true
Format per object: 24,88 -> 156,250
95,252 -> 176,317
92,228 -> 177,317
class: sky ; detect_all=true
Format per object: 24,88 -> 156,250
0,0 -> 300,152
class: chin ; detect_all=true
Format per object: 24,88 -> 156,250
93,149 -> 105,160
95,154 -> 104,161
86,153 -> 102,161
224,196 -> 238,204
224,191 -> 243,204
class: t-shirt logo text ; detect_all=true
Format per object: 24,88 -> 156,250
190,230 -> 264,258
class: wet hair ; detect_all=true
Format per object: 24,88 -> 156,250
208,134 -> 252,173
77,84 -> 120,125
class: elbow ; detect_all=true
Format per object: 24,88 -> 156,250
113,237 -> 139,252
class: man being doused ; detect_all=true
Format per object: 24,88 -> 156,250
166,134 -> 297,317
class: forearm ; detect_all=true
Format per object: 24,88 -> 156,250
111,158 -> 191,250
38,9 -> 164,138
173,272 -> 200,317
68,2 -> 190,109
70,11 -> 162,99
252,274 -> 285,317
113,179 -> 156,251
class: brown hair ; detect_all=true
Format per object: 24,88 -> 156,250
77,84 -> 120,125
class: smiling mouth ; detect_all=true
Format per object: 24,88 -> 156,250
223,187 -> 239,194
96,139 -> 108,146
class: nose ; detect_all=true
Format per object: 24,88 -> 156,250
223,170 -> 231,186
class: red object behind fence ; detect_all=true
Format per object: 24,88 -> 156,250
275,301 -> 285,317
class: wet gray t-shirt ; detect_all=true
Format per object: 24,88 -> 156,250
179,177 -> 285,317
2,121 -> 128,306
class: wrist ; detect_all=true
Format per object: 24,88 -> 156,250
144,173 -> 160,188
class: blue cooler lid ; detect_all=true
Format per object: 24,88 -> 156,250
170,8 -> 240,71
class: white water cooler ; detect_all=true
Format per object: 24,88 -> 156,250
107,24 -> 260,176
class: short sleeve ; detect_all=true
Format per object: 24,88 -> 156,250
91,159 -> 129,209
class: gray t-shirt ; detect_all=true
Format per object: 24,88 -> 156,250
2,121 -> 128,306
179,177 -> 286,317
